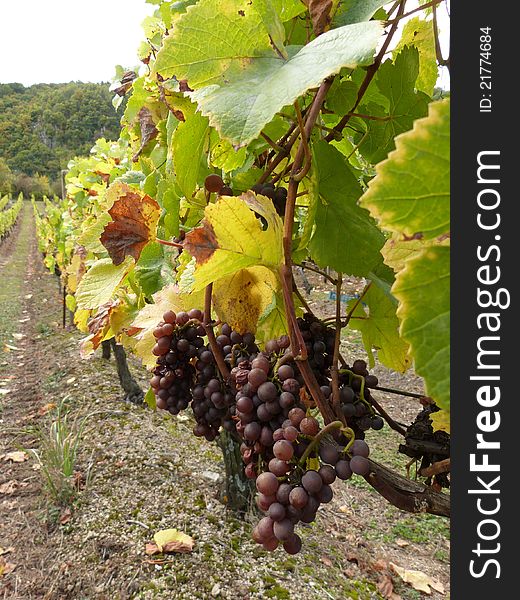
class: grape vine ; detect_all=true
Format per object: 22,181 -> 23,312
33,0 -> 451,557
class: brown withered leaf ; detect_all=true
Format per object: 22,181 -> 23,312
133,107 -> 159,161
183,222 -> 219,265
59,507 -> 72,525
303,0 -> 332,35
100,184 -> 160,265
377,574 -> 401,600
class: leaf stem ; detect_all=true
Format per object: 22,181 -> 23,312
156,238 -> 183,248
325,0 -> 407,142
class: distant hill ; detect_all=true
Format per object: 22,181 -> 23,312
0,82 -> 122,180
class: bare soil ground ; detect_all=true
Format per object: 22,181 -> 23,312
1,206 -> 449,599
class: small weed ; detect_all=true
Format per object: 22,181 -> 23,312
36,321 -> 53,337
28,398 -> 92,509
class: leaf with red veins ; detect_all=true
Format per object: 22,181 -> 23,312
100,184 -> 160,266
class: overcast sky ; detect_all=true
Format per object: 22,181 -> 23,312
0,0 -> 449,88
0,0 -> 155,86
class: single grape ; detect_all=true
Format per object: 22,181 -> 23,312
351,439 -> 370,458
318,464 -> 336,485
283,533 -> 302,555
289,486 -> 308,510
299,417 -> 320,436
257,381 -> 278,402
335,459 -> 353,480
371,416 -> 384,430
205,174 -> 224,193
301,470 -> 323,494
277,364 -> 294,381
273,519 -> 294,541
268,502 -> 287,522
256,472 -> 279,496
316,483 -> 333,504
350,455 -> 370,476
269,458 -> 290,477
273,440 -> 294,461
248,368 -> 268,389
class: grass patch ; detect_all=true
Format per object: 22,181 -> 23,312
28,399 -> 93,510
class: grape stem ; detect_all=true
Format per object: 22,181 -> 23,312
281,78 -> 335,424
203,284 -> 230,380
331,273 -> 345,425
366,394 -> 408,437
373,385 -> 426,400
298,420 -> 346,466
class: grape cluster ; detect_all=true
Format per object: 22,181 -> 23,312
149,309 -> 205,414
251,181 -> 287,217
335,359 -> 384,438
297,314 -> 336,383
251,421 -> 373,554
148,310 -> 389,555
191,324 -> 259,442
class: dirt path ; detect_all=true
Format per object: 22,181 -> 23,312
0,207 -> 450,600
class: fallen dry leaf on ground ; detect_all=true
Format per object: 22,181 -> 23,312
4,451 -> 28,463
0,480 -> 18,495
148,529 -> 195,554
38,402 -> 56,416
390,562 -> 445,594
0,556 -> 16,578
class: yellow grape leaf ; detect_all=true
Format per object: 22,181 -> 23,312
390,563 -> 445,595
430,410 -> 450,433
75,257 -> 134,310
382,232 -> 450,274
183,193 -> 283,292
134,328 -> 158,369
212,267 -> 279,334
74,309 -> 91,333
153,528 -> 194,553
65,251 -> 87,293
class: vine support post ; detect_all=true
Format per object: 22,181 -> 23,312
109,338 -> 144,404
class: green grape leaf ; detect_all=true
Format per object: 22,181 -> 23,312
171,107 -> 210,198
183,192 -> 283,291
309,141 -> 385,277
188,21 -> 383,145
334,0 -> 391,26
357,46 -> 430,164
155,0 -> 275,87
135,242 -> 167,298
393,246 -> 450,410
360,98 -> 450,240
76,257 -> 134,310
210,136 -> 248,172
255,287 -> 291,344
325,78 -> 358,115
347,282 -> 411,372
394,18 -> 437,96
